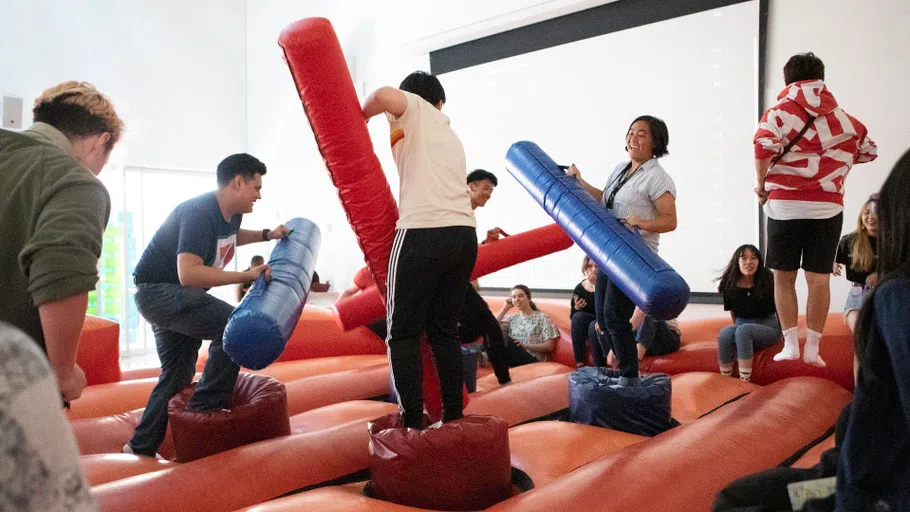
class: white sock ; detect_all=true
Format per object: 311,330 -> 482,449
773,327 -> 800,361
738,365 -> 752,382
719,363 -> 733,377
803,329 -> 826,367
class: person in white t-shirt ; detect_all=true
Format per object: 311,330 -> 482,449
363,71 -> 477,429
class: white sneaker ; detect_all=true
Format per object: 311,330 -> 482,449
123,443 -> 165,460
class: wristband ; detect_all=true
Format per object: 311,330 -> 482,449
262,228 -> 270,241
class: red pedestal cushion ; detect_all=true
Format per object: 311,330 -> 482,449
368,414 -> 511,511
168,373 -> 290,462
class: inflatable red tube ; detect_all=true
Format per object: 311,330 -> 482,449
278,18 -> 397,296
334,223 -> 572,330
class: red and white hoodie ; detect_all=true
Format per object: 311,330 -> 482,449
754,80 -> 877,220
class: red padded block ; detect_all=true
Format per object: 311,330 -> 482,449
334,224 -> 574,331
78,315 -> 121,385
168,374 -> 290,462
279,17 -> 397,296
368,413 -> 512,511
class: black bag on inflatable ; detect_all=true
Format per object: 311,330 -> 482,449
569,367 -> 675,437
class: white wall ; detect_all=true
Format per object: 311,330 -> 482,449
0,0 -> 248,170
766,0 -> 910,312
247,0 -> 910,311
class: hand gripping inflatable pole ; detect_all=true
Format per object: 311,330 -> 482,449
506,141 -> 689,320
333,223 -> 573,330
224,218 -> 321,370
278,18 -> 397,296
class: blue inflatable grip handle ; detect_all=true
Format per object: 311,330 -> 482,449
505,141 -> 689,320
223,218 -> 321,370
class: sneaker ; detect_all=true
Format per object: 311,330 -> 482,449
123,443 -> 165,460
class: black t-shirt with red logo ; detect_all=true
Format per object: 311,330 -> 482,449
134,192 -> 241,286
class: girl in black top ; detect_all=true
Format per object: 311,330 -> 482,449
570,256 -> 601,366
833,195 -> 878,333
715,244 -> 781,382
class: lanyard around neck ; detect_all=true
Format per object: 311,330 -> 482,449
605,161 -> 643,209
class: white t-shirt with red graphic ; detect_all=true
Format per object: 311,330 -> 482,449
386,92 -> 475,230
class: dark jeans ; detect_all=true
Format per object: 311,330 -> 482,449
129,283 -> 239,456
501,334 -> 541,367
458,285 -> 511,384
637,317 -> 681,356
386,227 -> 477,429
570,311 -> 605,366
594,269 -> 638,380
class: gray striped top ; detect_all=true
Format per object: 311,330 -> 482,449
601,158 -> 676,252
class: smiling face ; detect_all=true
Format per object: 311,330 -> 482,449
626,120 -> 655,163
510,287 -> 531,311
738,247 -> 760,277
468,179 -> 495,209
861,201 -> 878,235
234,173 -> 263,214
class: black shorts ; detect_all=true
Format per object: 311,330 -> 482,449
766,213 -> 843,274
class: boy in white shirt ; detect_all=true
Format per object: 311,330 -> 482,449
363,71 -> 477,429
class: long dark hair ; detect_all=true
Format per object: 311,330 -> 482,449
716,244 -> 773,301
855,149 -> 910,366
511,284 -> 539,311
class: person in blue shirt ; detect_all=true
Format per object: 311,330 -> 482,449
125,153 -> 287,457
837,148 -> 910,511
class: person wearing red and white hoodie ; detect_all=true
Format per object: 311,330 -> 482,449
753,52 -> 877,367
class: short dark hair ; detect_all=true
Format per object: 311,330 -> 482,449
629,115 -> 669,159
217,153 -> 266,187
399,71 -> 446,106
784,52 -> 825,85
467,169 -> 498,186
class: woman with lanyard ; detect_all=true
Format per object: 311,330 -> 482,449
567,115 -> 678,386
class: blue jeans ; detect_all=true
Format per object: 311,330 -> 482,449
594,269 -> 638,381
716,315 -> 782,364
129,283 -> 239,456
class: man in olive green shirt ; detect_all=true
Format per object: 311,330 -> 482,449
0,81 -> 123,402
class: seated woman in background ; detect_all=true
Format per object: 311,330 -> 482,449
716,244 -> 781,382
834,194 -> 879,334
496,285 -> 560,366
602,307 -> 681,367
571,256 -> 603,367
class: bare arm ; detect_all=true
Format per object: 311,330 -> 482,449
626,192 -> 677,233
363,87 -> 408,120
495,301 -> 514,322
566,164 -> 604,201
237,224 -> 290,246
237,229 -> 265,246
630,307 -> 646,332
521,337 -> 558,354
177,253 -> 265,288
39,293 -> 89,401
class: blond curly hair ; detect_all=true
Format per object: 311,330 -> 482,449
33,81 -> 124,149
